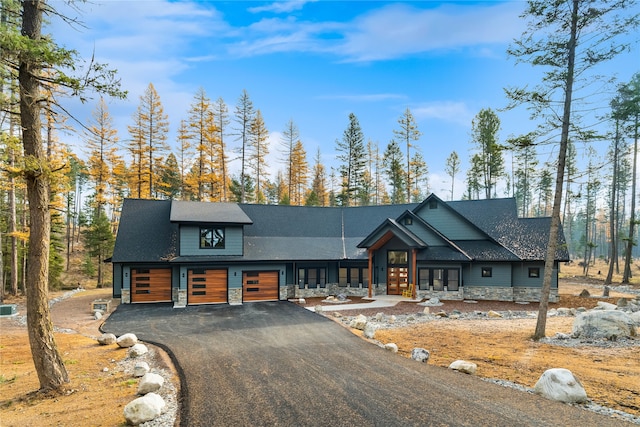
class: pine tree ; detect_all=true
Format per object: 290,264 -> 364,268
505,0 -> 639,339
213,97 -> 230,202
470,108 -> 503,199
393,107 -> 422,202
290,140 -> 308,206
445,151 -> 460,201
248,110 -> 269,203
128,83 -> 169,198
336,113 -> 366,206
384,140 -> 405,204
85,98 -> 119,213
234,89 -> 255,203
280,119 -> 300,202
309,148 -> 327,206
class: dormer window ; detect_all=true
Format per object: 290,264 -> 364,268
200,227 -> 225,249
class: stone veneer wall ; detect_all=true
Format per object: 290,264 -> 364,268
294,283 -> 383,298
121,289 -> 130,304
416,288 -> 463,301
463,286 -> 514,301
513,287 -> 559,303
228,288 -> 242,305
173,289 -> 187,308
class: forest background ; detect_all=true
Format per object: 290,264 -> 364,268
0,1 -> 639,295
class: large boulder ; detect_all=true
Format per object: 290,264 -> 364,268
123,392 -> 165,425
133,361 -> 151,377
595,301 -> 617,311
448,360 -> 477,375
128,343 -> 149,358
137,372 -> 164,395
363,322 -> 378,339
350,314 -> 368,330
533,368 -> 587,403
116,333 -> 138,348
630,311 -> 640,326
411,348 -> 430,363
572,310 -> 637,339
97,333 -> 117,345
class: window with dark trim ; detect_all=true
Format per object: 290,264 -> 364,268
418,268 -> 460,291
404,217 -> 413,225
528,267 -> 540,278
200,227 -> 225,249
298,267 -> 326,289
388,250 -> 408,265
481,267 -> 492,278
428,199 -> 438,209
339,267 -> 369,287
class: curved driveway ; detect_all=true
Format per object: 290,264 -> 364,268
103,301 -> 626,427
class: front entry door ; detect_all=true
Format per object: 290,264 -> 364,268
387,267 -> 408,295
387,250 -> 409,295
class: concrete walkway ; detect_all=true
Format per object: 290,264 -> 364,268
305,294 -> 423,312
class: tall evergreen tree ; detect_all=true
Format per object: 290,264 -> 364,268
384,139 -> 405,204
445,151 -> 460,201
128,83 -> 169,198
336,113 -> 366,206
470,108 -> 503,199
309,148 -> 327,206
233,89 -> 255,203
505,0 -> 639,339
249,110 -> 269,203
213,97 -> 230,202
393,107 -> 422,202
5,0 -> 125,391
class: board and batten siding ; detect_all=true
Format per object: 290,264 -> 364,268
415,203 -> 485,240
512,262 -> 558,288
179,225 -> 243,256
404,222 -> 447,246
468,263 -> 511,287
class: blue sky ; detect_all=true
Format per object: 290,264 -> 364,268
51,0 -> 639,200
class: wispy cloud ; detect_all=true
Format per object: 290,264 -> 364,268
228,2 -> 523,62
248,0 -> 317,14
339,3 -> 524,62
412,101 -> 475,127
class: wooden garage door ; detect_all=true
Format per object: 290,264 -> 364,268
131,268 -> 172,303
243,271 -> 279,302
188,269 -> 228,305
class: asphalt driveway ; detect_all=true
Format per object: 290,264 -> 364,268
103,302 -> 626,427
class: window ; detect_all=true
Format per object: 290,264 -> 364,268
447,269 -> 460,291
432,268 -> 444,291
428,199 -> 438,209
298,267 -> 326,289
404,217 -> 413,225
339,267 -> 369,287
528,267 -> 540,278
481,267 -> 492,278
388,251 -> 408,265
418,268 -> 460,291
200,227 -> 225,249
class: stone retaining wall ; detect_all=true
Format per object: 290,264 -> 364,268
513,287 -> 559,303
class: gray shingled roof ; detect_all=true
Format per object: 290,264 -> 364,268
170,200 -> 252,224
112,197 -> 568,264
111,199 -> 177,263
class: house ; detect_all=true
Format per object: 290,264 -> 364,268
110,194 -> 569,307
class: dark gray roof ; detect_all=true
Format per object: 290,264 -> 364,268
170,200 -> 252,224
446,197 -> 569,261
112,199 -> 177,263
112,196 -> 568,264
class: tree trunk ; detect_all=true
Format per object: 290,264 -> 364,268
622,114 -> 638,283
19,0 -> 69,391
534,0 -> 578,341
605,120 -> 619,285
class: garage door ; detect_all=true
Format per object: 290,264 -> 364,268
131,268 -> 172,303
188,269 -> 228,305
243,271 -> 279,302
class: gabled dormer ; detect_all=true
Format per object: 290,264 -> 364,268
170,201 -> 253,257
412,194 -> 486,240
